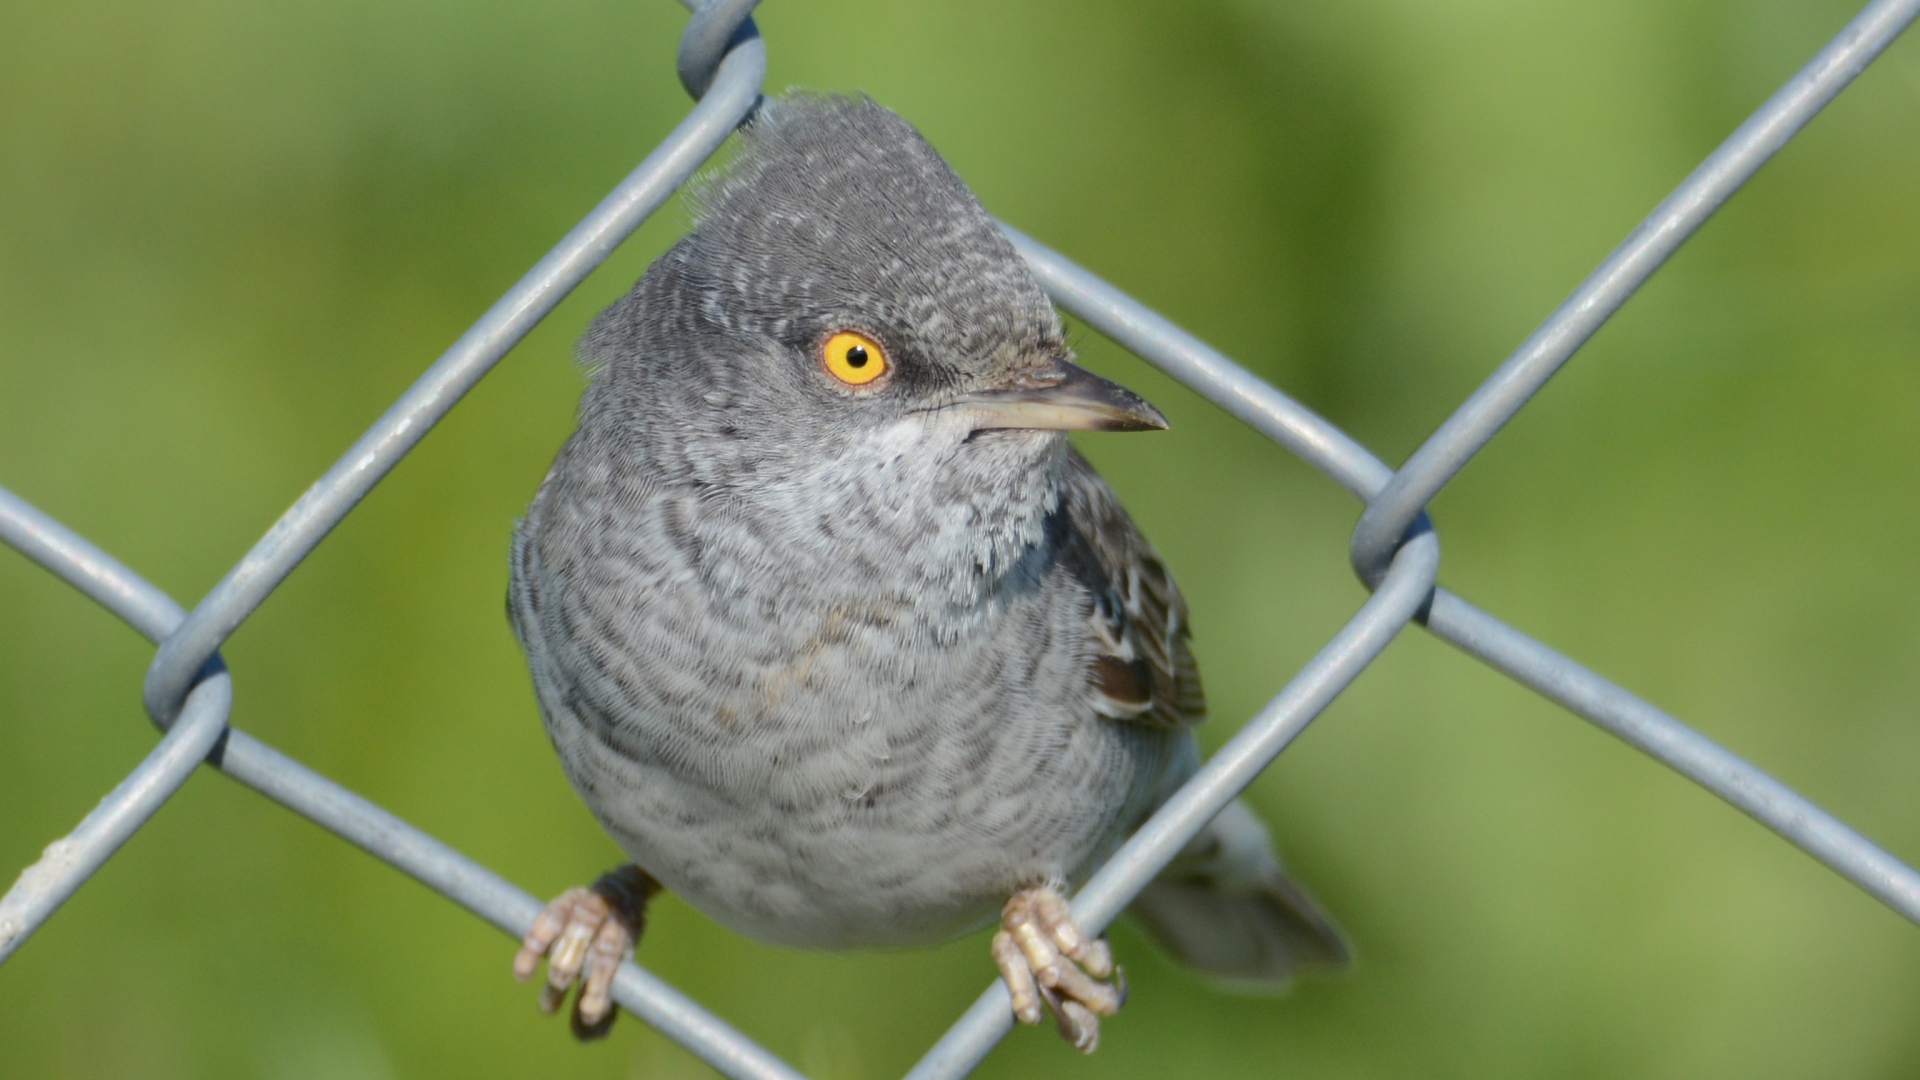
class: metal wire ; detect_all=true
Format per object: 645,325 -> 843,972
1349,0 -> 1920,584
138,15 -> 766,731
1007,229 -> 1920,927
4,1 -> 1918,1077
0,489 -> 233,965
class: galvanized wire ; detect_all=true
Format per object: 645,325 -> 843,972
0,484 -> 804,1080
4,1 -> 1919,1077
0,490 -> 233,964
1008,228 -> 1920,928
1349,0 -> 1920,585
138,12 -> 766,731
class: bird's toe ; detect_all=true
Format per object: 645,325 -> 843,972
513,864 -> 658,1040
993,885 -> 1125,1053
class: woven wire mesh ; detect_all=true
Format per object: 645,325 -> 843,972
3,1 -> 1919,1076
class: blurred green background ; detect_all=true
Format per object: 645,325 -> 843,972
3,0 -> 1918,1076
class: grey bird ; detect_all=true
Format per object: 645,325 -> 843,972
507,92 -> 1348,1051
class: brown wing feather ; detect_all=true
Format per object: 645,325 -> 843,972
1058,447 -> 1206,729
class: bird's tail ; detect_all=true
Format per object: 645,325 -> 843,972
1125,800 -> 1350,986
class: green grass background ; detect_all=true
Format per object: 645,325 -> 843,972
3,0 -> 1919,1076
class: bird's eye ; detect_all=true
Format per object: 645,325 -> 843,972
821,330 -> 890,387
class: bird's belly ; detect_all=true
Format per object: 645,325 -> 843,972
547,687 -> 1188,948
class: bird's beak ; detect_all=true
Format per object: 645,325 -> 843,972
948,359 -> 1168,433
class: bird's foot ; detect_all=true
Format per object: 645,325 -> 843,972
513,864 -> 660,1040
992,884 -> 1127,1053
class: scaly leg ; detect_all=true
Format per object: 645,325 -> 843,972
513,864 -> 661,1040
991,884 -> 1127,1053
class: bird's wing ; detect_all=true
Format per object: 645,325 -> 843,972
1058,446 -> 1206,729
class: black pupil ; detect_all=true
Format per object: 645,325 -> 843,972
846,345 -> 869,368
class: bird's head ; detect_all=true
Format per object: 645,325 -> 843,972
580,93 -> 1164,497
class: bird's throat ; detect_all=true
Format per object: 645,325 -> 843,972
741,418 -> 1066,613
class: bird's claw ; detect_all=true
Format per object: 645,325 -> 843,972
992,885 -> 1126,1053
513,865 -> 657,1040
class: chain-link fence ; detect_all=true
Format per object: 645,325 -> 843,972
3,1 -> 1918,1077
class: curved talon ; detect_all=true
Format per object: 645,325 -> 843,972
992,885 -> 1124,1053
1040,986 -> 1100,1053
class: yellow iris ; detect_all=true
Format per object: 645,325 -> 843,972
821,330 -> 889,386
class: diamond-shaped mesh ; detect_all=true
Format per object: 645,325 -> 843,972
4,2 -> 1918,1077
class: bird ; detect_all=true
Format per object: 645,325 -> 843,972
506,91 -> 1348,1052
